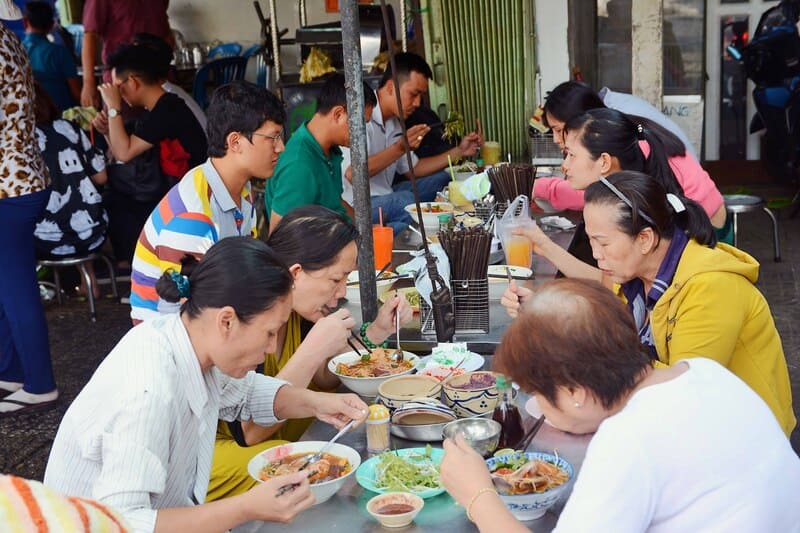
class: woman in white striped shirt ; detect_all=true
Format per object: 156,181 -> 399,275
44,237 -> 368,532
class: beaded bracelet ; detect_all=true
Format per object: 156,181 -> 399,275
360,321 -> 389,350
466,487 -> 498,523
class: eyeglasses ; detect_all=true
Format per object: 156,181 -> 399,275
251,130 -> 284,145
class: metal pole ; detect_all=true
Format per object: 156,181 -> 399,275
400,0 -> 408,52
341,0 -> 378,322
299,0 -> 307,28
268,0 -> 281,84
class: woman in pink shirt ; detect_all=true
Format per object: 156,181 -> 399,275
523,108 -> 727,281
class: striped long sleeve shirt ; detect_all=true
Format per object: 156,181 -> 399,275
43,313 -> 287,532
130,159 -> 257,322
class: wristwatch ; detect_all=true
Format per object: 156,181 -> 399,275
108,108 -> 121,119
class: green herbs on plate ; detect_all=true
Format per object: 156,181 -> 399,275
373,445 -> 441,493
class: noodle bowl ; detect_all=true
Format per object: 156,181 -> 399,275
328,349 -> 420,397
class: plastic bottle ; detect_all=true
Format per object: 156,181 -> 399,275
492,375 -> 524,449
438,213 -> 454,232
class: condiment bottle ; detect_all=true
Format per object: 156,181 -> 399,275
492,375 -> 524,449
366,404 -> 390,456
438,213 -> 454,232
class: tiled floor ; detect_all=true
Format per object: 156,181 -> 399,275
2,188 -> 799,481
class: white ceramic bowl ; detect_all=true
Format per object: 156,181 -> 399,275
487,265 -> 533,300
366,492 -> 424,528
328,349 -> 420,397
247,441 -> 361,505
404,202 -> 455,234
346,270 -> 395,304
485,452 -> 574,520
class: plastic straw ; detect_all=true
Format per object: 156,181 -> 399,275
379,207 -> 384,227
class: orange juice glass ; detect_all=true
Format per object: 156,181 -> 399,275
372,225 -> 393,271
505,235 -> 532,268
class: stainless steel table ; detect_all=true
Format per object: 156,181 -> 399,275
352,221 -> 578,354
234,357 -> 592,533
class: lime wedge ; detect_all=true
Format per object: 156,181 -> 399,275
494,448 -> 516,457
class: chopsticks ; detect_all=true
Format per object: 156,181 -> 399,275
346,273 -> 411,286
515,415 -> 547,451
438,226 -> 492,280
487,164 -> 537,203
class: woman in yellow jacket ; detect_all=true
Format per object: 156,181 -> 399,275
207,206 -> 412,501
504,171 -> 794,436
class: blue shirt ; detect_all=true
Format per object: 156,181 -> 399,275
1,0 -> 59,42
23,32 -> 77,112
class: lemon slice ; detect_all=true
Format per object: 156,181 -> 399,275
494,448 -> 516,457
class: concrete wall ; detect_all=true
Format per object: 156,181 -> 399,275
533,0 -> 570,98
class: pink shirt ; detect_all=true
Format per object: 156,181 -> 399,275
533,141 -> 724,218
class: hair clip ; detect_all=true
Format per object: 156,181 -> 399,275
599,177 -> 656,226
636,123 -> 644,134
169,270 -> 191,298
666,193 -> 686,213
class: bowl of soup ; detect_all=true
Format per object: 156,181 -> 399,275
404,202 -> 455,234
329,348 -> 420,397
485,451 -> 573,520
248,441 -> 361,505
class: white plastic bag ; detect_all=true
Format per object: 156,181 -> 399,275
395,243 -> 451,308
495,195 -> 535,267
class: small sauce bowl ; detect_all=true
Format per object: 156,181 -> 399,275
366,492 -> 424,528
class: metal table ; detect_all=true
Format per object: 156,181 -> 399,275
233,356 -> 592,533
351,221 -> 577,354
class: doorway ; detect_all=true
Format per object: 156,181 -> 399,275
705,0 -> 781,161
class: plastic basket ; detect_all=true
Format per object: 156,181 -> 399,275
530,133 -> 564,165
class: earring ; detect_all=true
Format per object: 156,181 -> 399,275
573,402 -> 581,408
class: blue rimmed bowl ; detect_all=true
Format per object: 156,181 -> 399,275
442,371 -> 500,418
485,451 -> 574,520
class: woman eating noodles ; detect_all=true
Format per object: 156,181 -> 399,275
443,278 -> 800,532
207,205 -> 412,501
44,237 -> 368,532
504,172 -> 794,435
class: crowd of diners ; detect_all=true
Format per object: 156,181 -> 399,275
1,0 -> 799,530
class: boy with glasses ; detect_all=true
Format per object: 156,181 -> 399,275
129,81 -> 286,323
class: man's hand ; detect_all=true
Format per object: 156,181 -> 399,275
92,110 -> 109,136
456,131 -> 482,158
401,124 -> 430,152
97,83 -> 122,111
81,77 -> 100,108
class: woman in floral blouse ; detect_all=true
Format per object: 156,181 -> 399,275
0,2 -> 58,415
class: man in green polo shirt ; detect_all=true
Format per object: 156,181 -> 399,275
266,73 -> 377,232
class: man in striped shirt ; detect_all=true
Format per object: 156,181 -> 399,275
130,81 -> 286,323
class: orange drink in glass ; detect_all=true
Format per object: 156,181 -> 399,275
505,235 -> 531,268
372,225 -> 393,271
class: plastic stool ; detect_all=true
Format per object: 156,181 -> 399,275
38,253 -> 119,321
723,194 -> 781,262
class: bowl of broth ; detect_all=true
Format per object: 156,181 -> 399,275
366,492 -> 424,528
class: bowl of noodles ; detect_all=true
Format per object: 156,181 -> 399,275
247,441 -> 361,505
328,348 -> 420,397
485,451 -> 573,520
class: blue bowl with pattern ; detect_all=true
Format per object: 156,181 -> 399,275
485,451 -> 573,520
441,371 -> 500,418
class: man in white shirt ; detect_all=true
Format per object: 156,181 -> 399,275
341,52 -> 482,234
